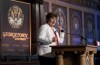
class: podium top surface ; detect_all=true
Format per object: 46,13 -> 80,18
51,45 -> 97,52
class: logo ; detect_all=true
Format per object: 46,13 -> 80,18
8,5 -> 24,28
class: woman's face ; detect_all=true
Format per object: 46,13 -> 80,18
48,17 -> 57,27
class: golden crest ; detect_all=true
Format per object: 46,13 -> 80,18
8,5 -> 24,28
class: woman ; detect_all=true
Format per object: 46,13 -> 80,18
37,12 -> 65,65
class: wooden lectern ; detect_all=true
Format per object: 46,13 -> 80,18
51,45 -> 97,65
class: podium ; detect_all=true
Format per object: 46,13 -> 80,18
51,45 -> 97,65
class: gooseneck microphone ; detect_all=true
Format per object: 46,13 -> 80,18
66,33 -> 88,44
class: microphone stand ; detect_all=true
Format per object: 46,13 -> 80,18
66,33 -> 88,45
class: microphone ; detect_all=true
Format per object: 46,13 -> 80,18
66,33 -> 88,44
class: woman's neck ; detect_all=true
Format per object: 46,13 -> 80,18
48,23 -> 53,27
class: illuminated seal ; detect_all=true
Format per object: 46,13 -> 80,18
8,5 -> 24,28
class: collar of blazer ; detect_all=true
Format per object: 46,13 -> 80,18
46,23 -> 56,36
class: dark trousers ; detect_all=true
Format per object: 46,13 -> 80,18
38,56 -> 56,65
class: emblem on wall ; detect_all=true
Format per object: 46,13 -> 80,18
87,19 -> 93,32
84,12 -> 95,45
55,8 -> 66,29
70,8 -> 82,45
71,13 -> 80,33
8,5 -> 24,28
70,9 -> 82,34
85,15 -> 93,33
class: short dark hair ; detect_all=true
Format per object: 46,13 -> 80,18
46,12 -> 57,22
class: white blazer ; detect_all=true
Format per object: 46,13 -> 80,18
37,24 -> 64,57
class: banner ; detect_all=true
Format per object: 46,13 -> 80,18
0,1 -> 31,55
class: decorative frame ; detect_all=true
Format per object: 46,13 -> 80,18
84,12 -> 95,45
69,8 -> 82,45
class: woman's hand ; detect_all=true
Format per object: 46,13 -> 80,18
52,36 -> 57,42
57,26 -> 63,31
